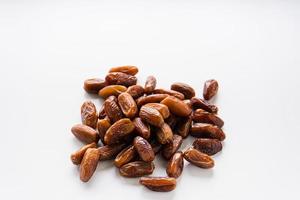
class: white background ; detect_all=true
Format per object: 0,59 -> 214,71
0,0 -> 300,199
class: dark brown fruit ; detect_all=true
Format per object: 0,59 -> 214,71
192,109 -> 224,128
155,123 -> 173,144
71,124 -> 99,144
80,148 -> 100,182
114,145 -> 137,168
171,82 -> 195,99
176,116 -> 192,138
190,123 -> 226,141
161,96 -> 192,117
133,136 -> 155,162
84,78 -> 107,94
105,72 -> 137,87
97,119 -> 111,144
98,143 -> 126,161
108,65 -> 139,75
203,79 -> 218,100
183,147 -> 214,168
144,103 -> 170,119
144,76 -> 157,94
162,135 -> 183,160
119,161 -> 154,177
191,97 -> 218,114
126,85 -> 144,99
70,142 -> 97,165
104,96 -> 123,123
139,105 -> 164,127
166,152 -> 184,178
118,92 -> 138,118
133,117 -> 151,139
136,94 -> 169,107
139,177 -> 176,192
81,101 -> 98,129
193,138 -> 222,156
153,89 -> 184,100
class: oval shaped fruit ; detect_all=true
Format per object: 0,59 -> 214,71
155,123 -> 173,144
183,147 -> 214,168
139,105 -> 164,127
133,117 -> 151,139
79,148 -> 101,182
133,136 -> 155,162
153,89 -> 184,100
144,103 -> 170,119
71,124 -> 99,144
97,119 -> 111,144
176,117 -> 192,138
190,97 -> 218,113
161,134 -> 183,160
108,65 -> 139,75
193,138 -> 222,156
203,79 -> 219,100
126,85 -> 144,99
104,118 -> 135,145
84,78 -> 107,94
139,177 -> 176,192
98,104 -> 106,119
98,143 -> 126,161
114,145 -> 137,168
118,92 -> 138,118
166,151 -> 184,178
190,123 -> 226,141
98,85 -> 127,98
105,72 -> 137,87
192,109 -> 224,128
81,101 -> 98,129
136,94 -> 169,107
119,161 -> 155,177
70,142 -> 97,165
161,96 -> 192,117
144,75 -> 157,94
104,96 -> 123,123
171,82 -> 195,99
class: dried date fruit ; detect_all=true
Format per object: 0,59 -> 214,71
80,148 -> 101,182
118,92 -> 138,118
176,117 -> 192,138
171,82 -> 195,99
150,139 -> 162,154
165,114 -> 180,129
97,119 -> 111,144
161,96 -> 192,117
104,118 -> 135,145
139,105 -> 164,127
203,79 -> 218,100
166,152 -> 184,178
133,136 -> 155,162
104,96 -> 123,123
162,135 -> 183,160
133,117 -> 151,139
119,161 -> 154,177
84,78 -> 107,94
144,103 -> 170,119
105,72 -> 137,87
190,123 -> 226,141
126,85 -> 144,99
98,85 -> 127,98
98,143 -> 126,161
98,104 -> 106,119
153,89 -> 184,100
71,142 -> 97,165
144,75 -> 157,94
71,124 -> 99,144
114,145 -> 137,168
183,147 -> 214,168
139,177 -> 176,192
191,97 -> 218,113
108,65 -> 138,75
155,123 -> 173,144
193,138 -> 222,156
136,94 -> 169,107
192,109 -> 224,128
81,101 -> 98,129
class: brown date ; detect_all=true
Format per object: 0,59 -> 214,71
126,85 -> 144,99
133,117 -> 151,139
155,123 -> 173,144
166,151 -> 184,178
203,79 -> 218,100
105,72 -> 137,87
192,109 -> 224,128
144,75 -> 157,94
153,89 -> 184,100
144,103 -> 170,119
190,123 -> 226,141
108,65 -> 138,75
71,142 -> 97,165
161,134 -> 183,160
118,92 -> 138,118
193,138 -> 222,156
139,105 -> 164,127
183,147 -> 214,168
81,101 -> 98,129
98,85 -> 127,98
119,161 -> 155,177
71,124 -> 99,144
139,177 -> 176,192
161,96 -> 192,117
136,94 -> 169,107
104,96 -> 123,123
80,148 -> 100,182
84,78 -> 107,94
114,145 -> 137,168
171,82 -> 195,99
133,136 -> 155,162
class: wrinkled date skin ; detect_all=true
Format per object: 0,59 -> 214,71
105,72 -> 137,87
71,142 -> 97,165
84,78 -> 107,94
97,119 -> 111,144
136,94 -> 169,107
192,109 -> 224,128
176,117 -> 192,138
114,145 -> 137,168
155,123 -> 173,144
144,75 -> 157,94
133,117 -> 151,139
108,65 -> 139,75
171,82 -> 195,99
150,139 -> 162,154
119,161 -> 155,177
133,136 -> 155,162
203,79 -> 219,100
104,96 -> 123,123
71,124 -> 99,144
98,104 -> 106,119
98,85 -> 127,98
81,101 -> 98,129
126,85 -> 145,99
98,143 -> 126,161
191,97 -> 218,114
80,148 -> 101,182
193,138 -> 222,156
104,118 -> 135,145
161,96 -> 192,117
165,114 -> 180,129
162,134 -> 183,160
166,152 -> 184,178
183,147 -> 214,168
144,103 -> 170,119
139,177 -> 176,192
153,89 -> 185,100
118,92 -> 138,118
139,105 -> 164,127
190,123 -> 226,141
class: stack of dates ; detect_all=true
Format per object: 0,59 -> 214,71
70,65 -> 225,192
